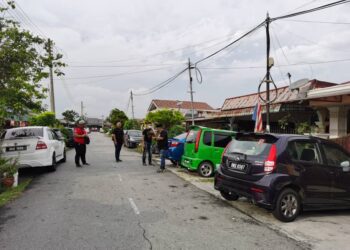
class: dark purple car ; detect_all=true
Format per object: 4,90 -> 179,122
215,133 -> 350,222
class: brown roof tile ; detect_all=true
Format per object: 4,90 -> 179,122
152,99 -> 214,111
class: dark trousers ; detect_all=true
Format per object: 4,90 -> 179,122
75,143 -> 86,165
142,142 -> 152,164
115,142 -> 122,161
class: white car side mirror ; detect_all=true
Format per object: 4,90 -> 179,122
340,161 -> 350,168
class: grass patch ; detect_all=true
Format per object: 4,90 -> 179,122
198,178 -> 214,183
0,178 -> 32,207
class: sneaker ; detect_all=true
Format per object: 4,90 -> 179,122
76,164 -> 81,167
157,169 -> 165,173
117,159 -> 122,162
83,163 -> 90,166
143,163 -> 147,166
149,163 -> 154,166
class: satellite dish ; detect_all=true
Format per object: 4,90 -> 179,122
289,79 -> 309,90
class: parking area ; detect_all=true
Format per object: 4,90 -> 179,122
163,164 -> 350,250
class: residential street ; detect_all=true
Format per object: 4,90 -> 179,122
0,133 -> 305,250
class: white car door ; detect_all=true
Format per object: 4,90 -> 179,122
47,130 -> 60,159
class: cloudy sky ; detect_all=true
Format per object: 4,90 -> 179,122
10,0 -> 350,118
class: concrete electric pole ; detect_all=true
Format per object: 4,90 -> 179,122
48,39 -> 55,115
130,91 -> 135,120
188,58 -> 195,125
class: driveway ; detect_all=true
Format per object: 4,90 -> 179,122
0,132 -> 305,250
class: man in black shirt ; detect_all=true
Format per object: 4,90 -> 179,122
112,122 -> 124,162
155,124 -> 168,173
142,124 -> 154,166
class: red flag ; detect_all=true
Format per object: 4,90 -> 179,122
254,102 -> 263,132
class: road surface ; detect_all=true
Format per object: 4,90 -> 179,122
0,133 -> 305,250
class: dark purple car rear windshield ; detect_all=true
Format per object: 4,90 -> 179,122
227,134 -> 278,157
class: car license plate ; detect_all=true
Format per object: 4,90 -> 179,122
6,146 -> 27,152
230,162 -> 246,171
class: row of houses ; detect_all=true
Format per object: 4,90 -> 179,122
147,78 -> 350,141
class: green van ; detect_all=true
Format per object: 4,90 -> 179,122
181,126 -> 236,177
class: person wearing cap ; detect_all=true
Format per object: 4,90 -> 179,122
74,120 -> 89,167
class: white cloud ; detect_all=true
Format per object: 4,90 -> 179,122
15,0 -> 350,118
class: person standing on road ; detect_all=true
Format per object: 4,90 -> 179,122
112,121 -> 124,162
142,124 -> 155,166
74,120 -> 89,167
155,124 -> 168,173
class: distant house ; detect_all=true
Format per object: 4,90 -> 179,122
147,99 -> 218,119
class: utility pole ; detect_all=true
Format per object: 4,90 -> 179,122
130,91 -> 135,120
80,101 -> 84,117
48,39 -> 55,115
188,58 -> 195,125
265,13 -> 271,133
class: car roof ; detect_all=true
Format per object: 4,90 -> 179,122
6,126 -> 48,131
239,132 -> 332,143
189,125 -> 236,134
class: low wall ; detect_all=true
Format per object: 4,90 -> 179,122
332,135 -> 350,153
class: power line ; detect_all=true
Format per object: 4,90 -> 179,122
272,0 -> 350,21
55,66 -> 178,80
67,62 -> 184,68
200,58 -> 350,70
195,21 -> 266,65
279,19 -> 350,24
133,68 -> 188,96
270,26 -> 290,65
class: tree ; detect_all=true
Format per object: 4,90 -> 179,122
29,112 -> 59,127
62,110 -> 79,123
124,119 -> 141,130
106,108 -> 128,125
145,109 -> 184,129
0,2 -> 66,130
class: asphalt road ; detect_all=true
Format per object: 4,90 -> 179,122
0,133 -> 305,250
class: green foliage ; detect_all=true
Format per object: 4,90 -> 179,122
296,122 -> 311,134
145,109 -> 184,129
0,3 -> 66,130
62,110 -> 79,123
0,157 -> 18,178
106,108 -> 128,125
0,178 -> 32,206
29,112 -> 58,127
124,119 -> 141,130
169,125 -> 186,138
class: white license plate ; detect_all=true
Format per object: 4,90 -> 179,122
230,163 -> 246,171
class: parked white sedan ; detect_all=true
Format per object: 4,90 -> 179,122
0,126 -> 66,171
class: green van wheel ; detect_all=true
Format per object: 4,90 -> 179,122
198,161 -> 214,177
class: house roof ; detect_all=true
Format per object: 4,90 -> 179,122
149,99 -> 214,111
221,79 -> 337,111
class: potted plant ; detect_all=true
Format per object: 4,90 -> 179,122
0,158 -> 18,188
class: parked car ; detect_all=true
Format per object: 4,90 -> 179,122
64,128 -> 75,147
0,126 -> 66,171
181,126 -> 236,177
124,130 -> 142,148
167,132 -> 187,165
85,127 -> 91,134
215,133 -> 350,222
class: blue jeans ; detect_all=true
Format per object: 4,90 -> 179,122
160,149 -> 168,170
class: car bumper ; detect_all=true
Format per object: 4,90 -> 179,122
214,167 -> 274,209
181,156 -> 202,170
2,150 -> 52,168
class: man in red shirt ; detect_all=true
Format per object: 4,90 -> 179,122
74,120 -> 89,167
